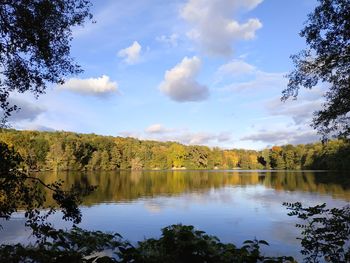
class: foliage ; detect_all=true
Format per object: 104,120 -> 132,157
284,202 -> 350,263
0,0 -> 92,122
129,224 -> 295,263
0,224 -> 296,263
1,129 -> 350,172
0,141 -> 94,238
282,0 -> 350,138
0,227 -> 127,263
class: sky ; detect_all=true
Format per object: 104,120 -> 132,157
9,0 -> 324,150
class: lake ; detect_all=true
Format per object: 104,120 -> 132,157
1,170 -> 349,260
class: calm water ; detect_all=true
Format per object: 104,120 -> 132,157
1,170 -> 350,260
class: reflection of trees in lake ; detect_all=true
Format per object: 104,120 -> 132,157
262,172 -> 350,199
38,171 -> 350,205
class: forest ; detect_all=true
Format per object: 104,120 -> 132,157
1,129 -> 349,171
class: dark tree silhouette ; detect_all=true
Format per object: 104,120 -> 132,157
284,202 -> 350,263
0,142 -> 95,239
0,0 -> 93,238
0,0 -> 92,123
282,0 -> 350,138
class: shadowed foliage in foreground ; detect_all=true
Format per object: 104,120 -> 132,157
0,142 -> 95,238
284,202 -> 350,263
0,224 -> 295,263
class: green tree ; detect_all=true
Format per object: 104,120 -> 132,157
131,157 -> 143,170
88,151 -> 101,170
302,148 -> 316,169
261,149 -> 271,169
0,0 -> 92,122
282,0 -> 350,138
150,146 -> 168,169
209,147 -> 223,169
110,145 -> 122,169
74,141 -> 95,169
270,147 -> 285,170
0,142 -> 93,238
285,202 -> 350,263
100,150 -> 110,170
168,143 -> 187,168
239,153 -> 251,170
46,138 -> 65,171
293,145 -> 305,169
283,150 -> 296,170
185,145 -> 209,169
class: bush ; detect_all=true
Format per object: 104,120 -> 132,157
0,224 -> 295,263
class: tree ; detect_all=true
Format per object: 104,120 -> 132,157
150,145 -> 168,169
168,143 -> 187,168
285,202 -> 350,263
110,145 -> 122,169
130,157 -> 143,170
209,147 -> 223,169
0,0 -> 94,240
270,146 -> 285,169
283,150 -> 296,170
282,0 -> 350,138
0,142 -> 94,238
185,145 -> 209,169
0,0 -> 92,123
261,149 -> 271,169
223,151 -> 239,169
239,152 -> 251,169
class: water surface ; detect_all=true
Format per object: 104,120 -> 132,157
1,170 -> 349,260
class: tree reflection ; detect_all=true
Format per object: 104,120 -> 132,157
38,171 -> 350,205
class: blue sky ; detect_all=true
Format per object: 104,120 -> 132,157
10,0 -> 324,150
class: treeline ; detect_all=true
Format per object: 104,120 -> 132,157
0,129 -> 349,171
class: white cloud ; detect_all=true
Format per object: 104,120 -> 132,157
175,131 -> 232,145
119,131 -> 141,138
159,56 -> 209,102
145,124 -> 174,134
22,124 -> 55,132
181,0 -> 263,56
227,71 -> 286,91
217,131 -> 232,142
216,59 -> 287,92
158,131 -> 232,146
120,124 -> 232,146
118,41 -> 142,64
217,59 -> 256,76
241,129 -> 319,145
178,132 -> 219,145
156,33 -> 179,47
59,75 -> 118,96
7,97 -> 45,122
215,59 -> 288,92
266,88 -> 324,125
